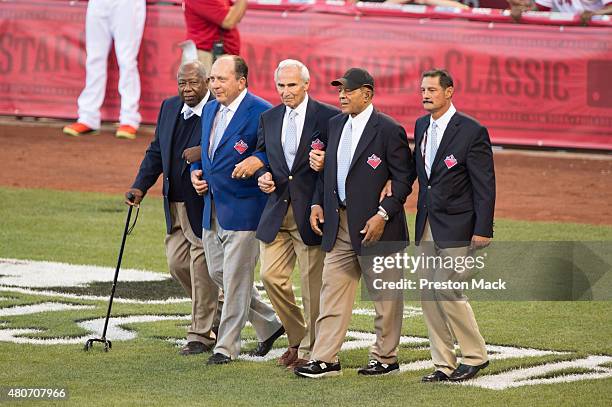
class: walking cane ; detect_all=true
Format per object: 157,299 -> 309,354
84,192 -> 139,352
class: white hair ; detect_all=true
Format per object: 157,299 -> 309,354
177,60 -> 208,80
274,59 -> 310,83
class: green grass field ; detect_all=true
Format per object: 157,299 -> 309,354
1,187 -> 611,406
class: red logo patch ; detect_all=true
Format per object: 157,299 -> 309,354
444,154 -> 458,169
367,154 -> 382,169
311,138 -> 325,151
234,140 -> 248,154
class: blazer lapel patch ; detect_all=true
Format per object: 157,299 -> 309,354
234,139 -> 248,154
444,154 -> 458,169
367,154 -> 382,169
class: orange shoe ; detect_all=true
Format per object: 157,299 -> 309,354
62,122 -> 98,137
115,125 -> 137,140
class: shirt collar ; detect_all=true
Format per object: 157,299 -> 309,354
284,94 -> 309,118
348,103 -> 374,128
430,103 -> 456,130
180,90 -> 210,118
223,88 -> 248,114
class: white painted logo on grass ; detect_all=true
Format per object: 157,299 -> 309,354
0,258 -> 167,287
1,258 -> 611,390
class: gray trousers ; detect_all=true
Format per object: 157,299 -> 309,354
202,205 -> 282,359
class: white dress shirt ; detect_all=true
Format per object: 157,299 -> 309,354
281,94 -> 309,147
422,103 -> 456,176
180,90 -> 210,120
336,103 -> 374,164
219,88 -> 248,125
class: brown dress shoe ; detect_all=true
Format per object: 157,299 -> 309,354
287,358 -> 309,369
179,341 -> 211,355
278,347 -> 298,366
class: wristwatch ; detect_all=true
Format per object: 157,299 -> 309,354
376,205 -> 389,221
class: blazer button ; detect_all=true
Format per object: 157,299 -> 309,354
283,199 -> 288,203
427,185 -> 431,189
336,208 -> 339,213
288,175 -> 293,180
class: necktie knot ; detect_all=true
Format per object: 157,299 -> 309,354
289,109 -> 297,120
183,108 -> 194,120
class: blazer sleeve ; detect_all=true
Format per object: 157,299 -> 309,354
407,121 -> 420,188
131,100 -> 165,193
466,125 -> 496,237
252,114 -> 270,180
379,123 -> 414,218
310,114 -> 333,208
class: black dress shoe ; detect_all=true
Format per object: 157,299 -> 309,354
357,360 -> 400,376
294,360 -> 342,378
448,361 -> 489,381
207,352 -> 231,365
421,370 -> 450,382
248,326 -> 285,357
179,341 -> 211,356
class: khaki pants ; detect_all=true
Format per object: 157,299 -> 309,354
260,206 -> 324,359
311,209 -> 404,364
165,202 -> 221,346
418,220 -> 488,376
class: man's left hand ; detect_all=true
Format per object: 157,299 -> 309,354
232,156 -> 264,179
379,179 -> 392,203
360,214 -> 386,246
470,235 -> 491,250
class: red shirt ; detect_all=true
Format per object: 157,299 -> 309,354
184,0 -> 241,55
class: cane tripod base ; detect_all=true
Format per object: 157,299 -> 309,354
84,338 -> 113,352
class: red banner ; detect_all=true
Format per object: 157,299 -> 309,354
1,1 -> 611,150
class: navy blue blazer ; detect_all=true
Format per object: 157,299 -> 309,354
254,97 -> 340,246
191,91 -> 272,231
132,94 -> 212,238
411,111 -> 496,247
313,109 -> 414,256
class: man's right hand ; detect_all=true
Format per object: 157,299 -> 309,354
310,205 -> 324,236
258,172 -> 276,194
191,169 -> 208,195
125,188 -> 144,206
183,146 -> 202,164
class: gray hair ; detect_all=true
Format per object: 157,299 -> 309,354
177,60 -> 208,80
274,59 -> 310,83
